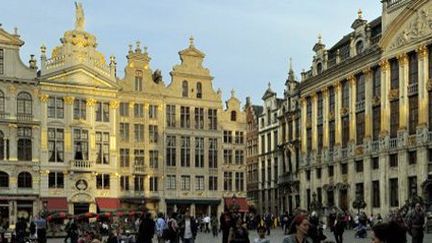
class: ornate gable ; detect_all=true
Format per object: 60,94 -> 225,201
0,27 -> 24,47
171,37 -> 211,79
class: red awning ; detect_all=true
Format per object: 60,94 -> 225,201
224,197 -> 249,212
45,197 -> 68,211
96,198 -> 120,211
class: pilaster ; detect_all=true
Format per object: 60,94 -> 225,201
417,45 -> 429,127
349,76 -> 356,143
397,53 -> 409,131
300,97 -> 307,154
363,68 -> 373,139
379,59 -> 390,135
335,82 -> 342,146
322,88 -> 329,148
311,94 -> 318,153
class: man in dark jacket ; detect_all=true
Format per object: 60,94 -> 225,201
138,212 -> 155,243
179,211 -> 198,243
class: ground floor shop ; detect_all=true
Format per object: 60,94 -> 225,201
165,199 -> 221,217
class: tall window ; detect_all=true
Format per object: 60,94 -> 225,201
408,52 -> 418,84
134,175 -> 144,191
0,171 -> 8,188
390,59 -> 399,89
235,150 -> 244,164
17,172 -> 32,188
96,102 -> 109,122
317,125 -> 323,152
409,96 -> 418,135
231,111 -> 237,121
329,87 -> 335,113
149,105 -> 158,119
135,70 -> 143,91
390,101 -> 399,138
389,178 -> 399,207
73,99 -> 86,120
149,150 -> 159,168
342,117 -> 349,148
195,176 -> 204,191
235,131 -> 244,144
17,92 -> 32,115
166,135 -> 176,166
306,98 -> 312,120
180,106 -> 190,128
196,82 -> 202,98
120,148 -> 130,167
408,176 -> 417,197
182,80 -> 188,97
166,105 -> 176,127
235,172 -> 244,191
356,112 -> 365,145
372,107 -> 381,141
134,149 -> 144,166
224,149 -> 232,164
195,137 -> 204,168
373,66 -> 381,97
134,103 -> 144,118
17,127 -> 32,161
181,136 -> 191,167
0,90 -> 4,114
329,121 -> 335,149
181,175 -> 191,190
372,180 -> 380,208
342,81 -> 349,108
208,109 -> 217,130
0,49 -> 3,74
119,123 -> 129,142
317,92 -> 323,118
73,129 -> 88,160
224,172 -> 233,191
195,108 -> 204,129
134,124 -> 144,142
209,138 -> 218,168
149,177 -> 158,191
356,73 -> 365,101
96,132 -> 109,164
119,102 -> 129,117
47,97 -> 64,119
120,176 -> 129,191
209,176 -> 217,191
149,125 -> 158,143
48,172 -> 64,188
223,131 -> 232,143
166,175 -> 176,190
48,128 -> 64,162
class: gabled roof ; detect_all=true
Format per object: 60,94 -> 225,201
0,27 -> 24,46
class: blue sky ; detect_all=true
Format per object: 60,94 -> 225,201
1,0 -> 381,105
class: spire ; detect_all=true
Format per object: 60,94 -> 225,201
189,35 -> 195,47
74,2 -> 85,31
288,58 -> 295,81
318,34 -> 322,44
358,9 -> 363,19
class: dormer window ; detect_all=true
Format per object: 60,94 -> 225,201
0,49 -> 3,75
231,111 -> 237,121
196,82 -> 202,99
182,80 -> 188,97
317,62 -> 323,74
356,40 -> 364,55
135,70 -> 143,91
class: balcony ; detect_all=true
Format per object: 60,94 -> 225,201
0,112 -> 9,119
278,172 -> 295,185
327,149 -> 334,162
408,135 -> 416,147
371,140 -> 379,153
134,164 -> 147,174
16,113 -> 33,122
389,138 -> 398,150
355,100 -> 365,112
408,83 -> 418,96
70,160 -> 94,172
341,148 -> 348,159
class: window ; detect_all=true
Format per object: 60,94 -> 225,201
166,175 -> 176,190
224,131 -> 232,143
135,70 -> 143,91
181,136 -> 190,167
96,132 -> 109,164
96,102 -> 109,122
372,180 -> 380,208
182,81 -> 188,97
0,49 -> 3,74
235,172 -> 244,191
119,123 -> 129,142
195,176 -> 204,191
307,128 -> 312,153
389,154 -> 398,167
134,104 -> 144,118
329,121 -> 335,148
209,138 -> 218,168
307,98 -> 312,120
149,125 -> 158,143
408,52 -> 418,84
166,105 -> 176,127
356,112 -> 364,145
149,150 -> 158,168
0,171 -> 8,188
208,109 -> 217,130
317,125 -> 323,152
17,127 -> 32,161
47,97 -> 64,119
356,73 -> 365,101
120,148 -> 130,167
329,87 -> 335,113
134,124 -> 144,142
0,90 -> 4,114
166,136 -> 176,167
149,105 -> 158,119
224,172 -> 233,191
306,170 -> 311,181
408,176 -> 417,196
73,129 -> 88,160
342,81 -> 349,109
120,176 -> 129,191
355,160 -> 364,172
134,149 -> 144,166
180,106 -> 190,128
17,92 -> 32,115
328,166 -> 334,177
195,108 -> 204,129
235,131 -> 244,144
372,107 -> 380,141
17,172 -> 32,188
96,174 -> 110,189
316,168 -> 322,179
181,175 -> 191,190
209,176 -> 217,191
317,92 -> 323,118
409,96 -> 418,135
408,151 -> 416,165
342,116 -> 349,148
356,183 -> 364,200
134,175 -> 144,191
235,150 -> 244,164
48,128 -> 64,162
195,137 -> 204,168
372,157 -> 379,169
373,66 -> 381,97
389,178 -> 399,207
73,99 -> 86,120
119,102 -> 129,117
224,149 -> 232,164
48,172 -> 64,189
196,82 -> 202,98
390,59 -> 399,89
149,177 -> 158,192
231,111 -> 237,121
341,163 -> 348,175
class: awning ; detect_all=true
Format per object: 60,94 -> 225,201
45,197 -> 68,212
224,197 -> 249,212
165,199 -> 221,205
96,198 -> 120,212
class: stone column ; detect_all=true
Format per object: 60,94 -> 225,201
363,157 -> 372,214
398,150 -> 408,204
363,68 -> 373,139
349,76 -> 357,144
398,53 -> 409,131
300,98 -> 307,154
86,98 -> 97,160
417,46 -> 429,128
64,96 -> 75,161
109,100 -> 119,167
379,155 -> 389,213
335,82 -> 342,146
312,94 -> 318,154
379,59 -> 390,136
322,88 -> 329,149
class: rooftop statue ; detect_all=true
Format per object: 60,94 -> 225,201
75,2 -> 85,31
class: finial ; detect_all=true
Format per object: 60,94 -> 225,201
288,58 -> 295,81
128,44 -> 133,52
110,55 -> 116,63
14,27 -> 18,35
135,41 -> 141,52
289,58 -> 293,71
231,89 -> 236,98
318,34 -> 322,44
144,46 -> 148,54
189,35 -> 194,47
40,44 -> 46,55
358,9 -> 363,19
268,82 -> 271,89
74,2 -> 85,31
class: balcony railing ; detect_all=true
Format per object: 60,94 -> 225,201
328,149 -> 334,162
371,140 -> 379,153
0,112 -> 9,119
278,172 -> 295,185
356,100 -> 365,112
408,83 -> 418,96
16,113 -> 33,122
134,164 -> 147,174
389,138 -> 398,149
408,135 -> 416,147
70,160 -> 94,172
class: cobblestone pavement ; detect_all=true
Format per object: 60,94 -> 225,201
48,228 -> 432,243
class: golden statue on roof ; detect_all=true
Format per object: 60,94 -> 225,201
75,2 -> 85,31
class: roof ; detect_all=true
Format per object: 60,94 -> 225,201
252,105 -> 263,116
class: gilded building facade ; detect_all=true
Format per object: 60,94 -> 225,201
0,3 -> 247,225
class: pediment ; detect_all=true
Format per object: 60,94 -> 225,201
380,0 -> 432,53
0,28 -> 24,46
179,46 -> 205,58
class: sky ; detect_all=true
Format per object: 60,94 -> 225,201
1,0 -> 381,105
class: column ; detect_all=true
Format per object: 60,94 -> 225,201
335,82 -> 342,146
109,100 -> 119,167
300,98 -> 307,154
322,88 -> 329,149
379,59 -> 390,135
311,94 -> 318,153
417,46 -> 429,127
364,68 -> 373,139
379,156 -> 389,213
398,53 -> 409,131
86,98 -> 97,159
363,157 -> 372,214
64,96 -> 75,161
349,75 -> 356,144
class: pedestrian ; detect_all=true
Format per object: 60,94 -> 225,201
15,217 -> 27,243
228,216 -> 250,243
203,215 -> 210,233
34,215 -> 47,243
333,214 -> 345,243
211,215 -> 219,237
166,212 -> 179,243
371,221 -> 407,243
179,210 -> 197,243
407,203 -> 425,243
282,214 -> 312,243
137,212 -> 155,243
221,211 -> 232,243
253,225 -> 269,243
308,212 -> 326,243
264,211 -> 272,235
155,213 -> 167,243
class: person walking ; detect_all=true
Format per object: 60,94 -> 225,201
211,215 -> 218,237
282,214 -> 312,243
137,212 -> 155,243
371,221 -> 407,243
179,211 -> 197,243
155,213 -> 167,243
34,215 -> 47,243
220,212 -> 232,243
166,212 -> 179,243
408,203 -> 425,243
228,217 -> 250,243
333,214 -> 345,243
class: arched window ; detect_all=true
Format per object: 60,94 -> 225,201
356,40 -> 364,55
0,90 -> 5,114
231,111 -> 237,121
17,92 -> 32,115
17,172 -> 32,188
196,82 -> 202,99
0,171 -> 8,188
316,63 -> 323,74
0,131 -> 4,160
182,81 -> 188,97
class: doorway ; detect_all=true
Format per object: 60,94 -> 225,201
73,203 -> 89,215
339,189 -> 348,211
